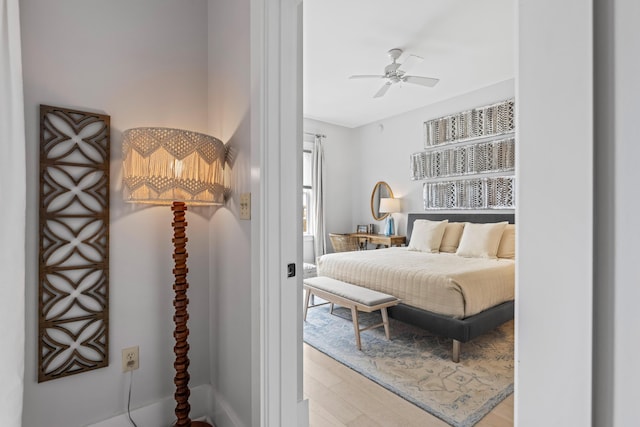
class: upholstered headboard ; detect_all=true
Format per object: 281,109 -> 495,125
406,212 -> 515,242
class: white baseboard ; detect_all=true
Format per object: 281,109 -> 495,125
87,383 -> 250,427
88,384 -> 214,427
210,388 -> 245,427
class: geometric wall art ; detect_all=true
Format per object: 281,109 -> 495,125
423,99 -> 515,147
423,176 -> 516,210
38,105 -> 110,382
412,99 -> 516,210
410,137 -> 515,180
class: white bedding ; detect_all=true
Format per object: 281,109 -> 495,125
317,247 -> 515,319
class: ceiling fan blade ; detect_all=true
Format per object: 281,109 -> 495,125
374,82 -> 392,98
403,75 -> 440,87
398,54 -> 423,73
349,75 -> 385,79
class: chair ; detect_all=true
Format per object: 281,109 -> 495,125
329,233 -> 360,252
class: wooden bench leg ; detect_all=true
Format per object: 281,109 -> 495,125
350,306 -> 362,350
303,288 -> 311,321
452,339 -> 461,363
330,303 -> 335,314
381,307 -> 391,340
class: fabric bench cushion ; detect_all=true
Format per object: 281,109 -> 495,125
304,276 -> 397,307
303,262 -> 317,279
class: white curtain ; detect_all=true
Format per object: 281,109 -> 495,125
312,136 -> 326,259
0,0 -> 26,425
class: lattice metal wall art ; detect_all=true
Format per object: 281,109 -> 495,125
38,105 -> 110,382
413,99 -> 516,210
423,176 -> 515,210
424,99 -> 515,147
410,137 -> 515,180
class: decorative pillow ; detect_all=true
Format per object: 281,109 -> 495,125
497,224 -> 516,259
439,222 -> 466,253
407,220 -> 448,253
456,222 -> 508,259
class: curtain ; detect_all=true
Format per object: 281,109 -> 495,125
311,135 -> 326,259
0,0 -> 26,425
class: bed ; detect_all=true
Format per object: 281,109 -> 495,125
317,212 -> 515,361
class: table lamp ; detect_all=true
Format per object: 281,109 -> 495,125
379,197 -> 400,236
122,127 -> 225,427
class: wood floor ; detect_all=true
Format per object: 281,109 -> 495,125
303,343 -> 514,427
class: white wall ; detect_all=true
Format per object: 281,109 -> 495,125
609,2 -> 640,423
594,1 -> 640,426
20,1 -> 212,426
305,81 -> 513,250
517,0 -> 593,425
303,118 -> 357,253
207,1 -> 252,426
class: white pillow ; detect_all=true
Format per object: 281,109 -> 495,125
408,220 -> 448,253
497,224 -> 516,259
439,222 -> 466,253
456,222 -> 508,259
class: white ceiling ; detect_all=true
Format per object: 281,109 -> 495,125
303,0 -> 515,128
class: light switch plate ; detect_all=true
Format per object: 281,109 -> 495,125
240,193 -> 251,220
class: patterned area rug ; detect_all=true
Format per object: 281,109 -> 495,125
303,303 -> 514,427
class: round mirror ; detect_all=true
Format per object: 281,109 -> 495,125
370,181 -> 394,221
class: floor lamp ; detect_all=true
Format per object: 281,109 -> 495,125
122,127 -> 225,427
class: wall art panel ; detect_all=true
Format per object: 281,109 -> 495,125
424,99 -> 515,147
38,105 -> 110,382
423,176 -> 515,210
413,99 -> 516,210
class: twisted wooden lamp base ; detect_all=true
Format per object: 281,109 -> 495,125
172,202 -> 212,427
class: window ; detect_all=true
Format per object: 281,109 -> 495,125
303,148 -> 313,235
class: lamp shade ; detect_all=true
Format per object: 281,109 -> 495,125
379,197 -> 401,213
122,127 -> 225,205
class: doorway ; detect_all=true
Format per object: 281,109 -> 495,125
251,0 -> 594,426
301,1 -> 516,425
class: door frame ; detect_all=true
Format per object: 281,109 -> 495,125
251,0 -> 594,426
251,0 -> 307,426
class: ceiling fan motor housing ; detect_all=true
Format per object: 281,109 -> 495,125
385,48 -> 405,80
388,48 -> 403,61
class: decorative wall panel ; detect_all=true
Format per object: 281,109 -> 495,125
38,105 -> 110,382
423,177 -> 516,210
410,137 -> 515,180
424,99 -> 515,147
412,99 -> 516,210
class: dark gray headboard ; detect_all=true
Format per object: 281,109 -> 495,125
406,212 -> 515,241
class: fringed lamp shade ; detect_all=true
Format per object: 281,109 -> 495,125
122,127 -> 225,205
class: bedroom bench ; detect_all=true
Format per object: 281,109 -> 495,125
303,276 -> 400,350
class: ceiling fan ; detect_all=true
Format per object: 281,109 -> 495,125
349,48 -> 440,98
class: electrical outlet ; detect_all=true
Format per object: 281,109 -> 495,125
239,192 -> 251,220
122,346 -> 139,372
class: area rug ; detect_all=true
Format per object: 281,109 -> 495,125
303,304 -> 514,427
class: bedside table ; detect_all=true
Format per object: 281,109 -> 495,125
349,233 -> 406,249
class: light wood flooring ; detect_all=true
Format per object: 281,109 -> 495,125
303,343 -> 514,427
